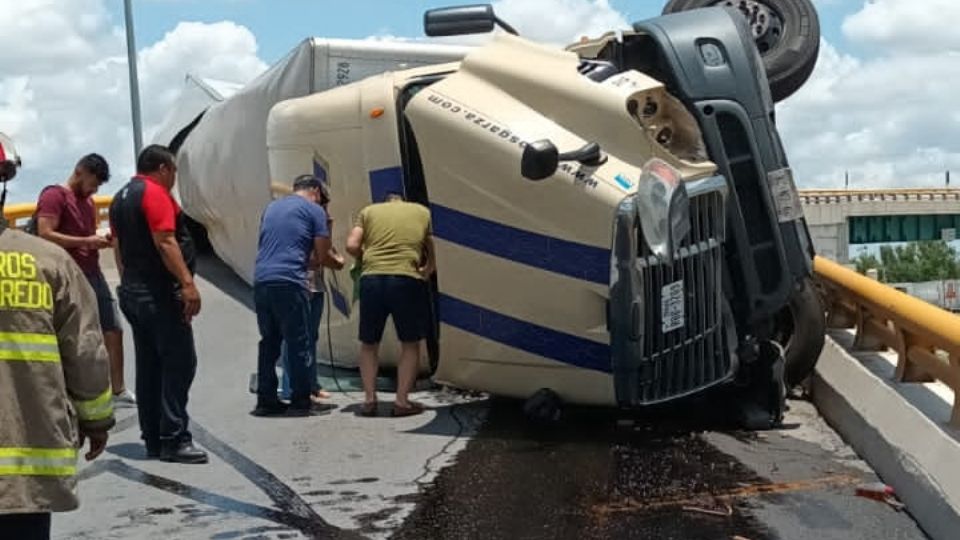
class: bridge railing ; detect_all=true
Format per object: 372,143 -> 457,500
815,256 -> 960,427
3,195 -> 113,230
800,188 -> 960,204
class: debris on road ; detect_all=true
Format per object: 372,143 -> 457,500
855,483 -> 905,512
683,504 -> 734,517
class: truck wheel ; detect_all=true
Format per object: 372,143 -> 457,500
662,0 -> 821,102
775,277 -> 826,386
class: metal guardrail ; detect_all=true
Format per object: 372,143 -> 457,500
815,256 -> 960,427
800,188 -> 960,204
3,195 -> 113,229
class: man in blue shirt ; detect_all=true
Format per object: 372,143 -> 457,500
253,175 -> 343,416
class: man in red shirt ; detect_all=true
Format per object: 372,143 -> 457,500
110,145 -> 206,464
37,154 -> 135,406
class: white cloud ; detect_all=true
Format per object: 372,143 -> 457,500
842,0 -> 960,54
0,0 -> 267,202
493,0 -> 630,44
778,1 -> 960,189
0,0 -> 122,75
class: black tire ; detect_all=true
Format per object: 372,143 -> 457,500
183,213 -> 213,255
776,278 -> 826,386
736,340 -> 786,429
662,0 -> 820,102
523,388 -> 563,425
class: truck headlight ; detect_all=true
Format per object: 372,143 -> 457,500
635,158 -> 690,263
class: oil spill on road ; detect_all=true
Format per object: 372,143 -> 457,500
392,400 -> 777,540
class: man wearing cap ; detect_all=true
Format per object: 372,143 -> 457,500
279,182 -> 337,403
36,153 -> 135,407
253,174 -> 344,417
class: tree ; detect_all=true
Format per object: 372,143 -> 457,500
853,252 -> 882,276
852,240 -> 960,283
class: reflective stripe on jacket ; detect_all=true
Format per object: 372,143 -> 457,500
0,228 -> 114,514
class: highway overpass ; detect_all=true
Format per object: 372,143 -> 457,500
801,189 -> 960,263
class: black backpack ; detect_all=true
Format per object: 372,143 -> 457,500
23,185 -> 61,235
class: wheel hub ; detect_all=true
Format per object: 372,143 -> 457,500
718,0 -> 784,53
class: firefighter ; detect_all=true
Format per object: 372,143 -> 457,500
0,133 -> 115,539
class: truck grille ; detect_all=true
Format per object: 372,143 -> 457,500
636,188 -> 730,403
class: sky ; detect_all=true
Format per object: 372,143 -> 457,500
2,0 -> 959,202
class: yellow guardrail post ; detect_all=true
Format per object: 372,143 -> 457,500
814,255 -> 960,427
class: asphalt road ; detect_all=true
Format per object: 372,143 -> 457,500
55,255 -> 929,539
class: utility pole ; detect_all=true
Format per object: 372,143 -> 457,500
947,170 -> 951,188
123,0 -> 143,160
845,170 -> 849,189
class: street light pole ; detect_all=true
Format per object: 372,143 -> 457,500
123,0 -> 144,160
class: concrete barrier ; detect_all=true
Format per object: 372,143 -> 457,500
812,333 -> 960,540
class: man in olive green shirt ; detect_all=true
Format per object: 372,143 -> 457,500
346,192 -> 435,417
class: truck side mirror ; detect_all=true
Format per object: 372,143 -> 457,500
559,142 -> 604,167
521,140 -> 559,181
424,4 -> 519,37
521,140 -> 606,181
425,5 -> 496,36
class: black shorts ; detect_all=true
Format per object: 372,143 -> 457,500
86,270 -> 121,333
358,275 -> 428,345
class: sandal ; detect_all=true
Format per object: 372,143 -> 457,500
391,401 -> 425,418
360,401 -> 378,417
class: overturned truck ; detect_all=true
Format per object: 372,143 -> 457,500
165,1 -> 825,427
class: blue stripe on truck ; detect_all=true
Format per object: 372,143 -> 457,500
438,294 -> 611,373
368,167 -> 405,203
430,203 -> 610,285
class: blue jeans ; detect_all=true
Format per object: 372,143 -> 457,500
255,282 -> 314,408
280,291 -> 324,400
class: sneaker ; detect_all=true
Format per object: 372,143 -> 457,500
113,389 -> 137,407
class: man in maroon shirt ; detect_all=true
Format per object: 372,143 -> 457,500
37,154 -> 135,406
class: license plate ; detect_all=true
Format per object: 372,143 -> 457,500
768,168 -> 803,223
661,280 -> 685,333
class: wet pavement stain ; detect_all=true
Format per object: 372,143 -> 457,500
392,399 -> 778,540
356,506 -> 406,536
145,507 -> 175,515
303,489 -> 336,497
209,525 -> 294,539
329,477 -> 380,485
